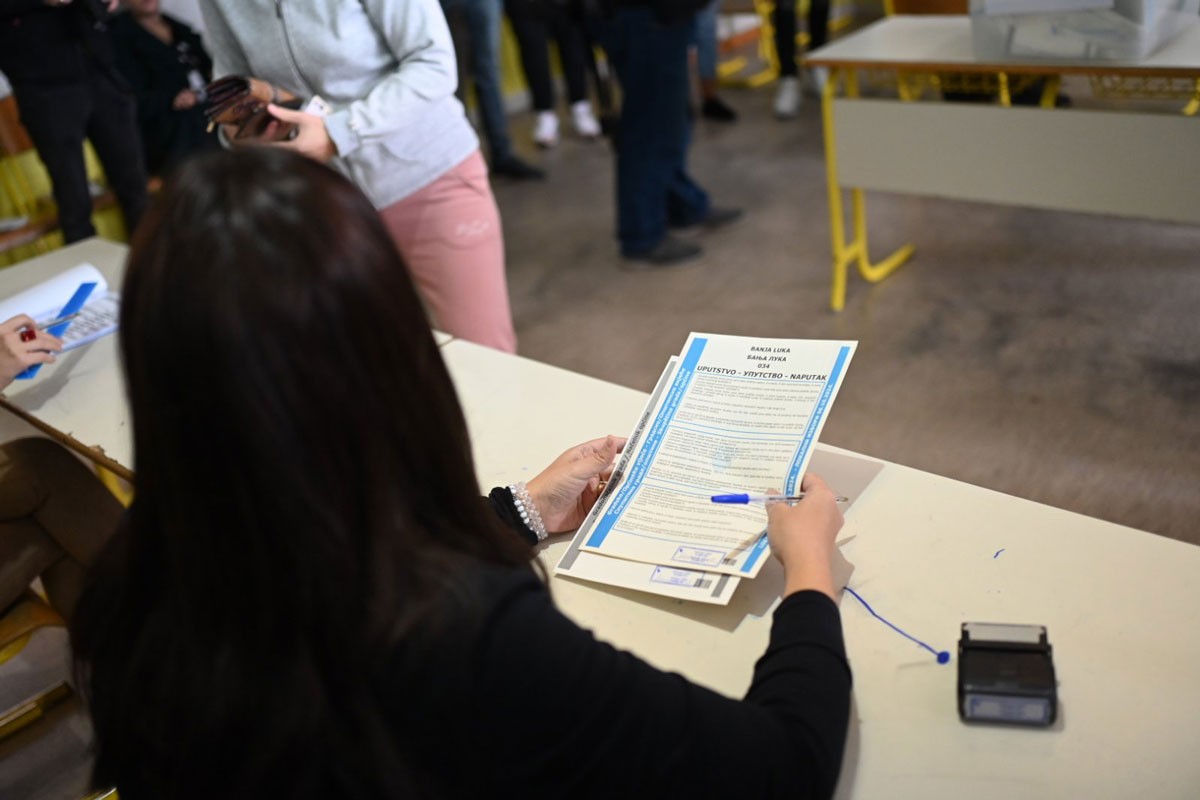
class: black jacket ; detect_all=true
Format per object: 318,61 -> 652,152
0,0 -> 124,87
600,0 -> 707,25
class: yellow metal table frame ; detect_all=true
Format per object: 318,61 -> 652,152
808,17 -> 1200,311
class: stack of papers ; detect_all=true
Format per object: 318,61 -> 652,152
554,333 -> 860,605
0,263 -> 119,353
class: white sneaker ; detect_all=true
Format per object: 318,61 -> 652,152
570,100 -> 601,139
774,76 -> 801,119
809,66 -> 830,97
533,111 -> 559,149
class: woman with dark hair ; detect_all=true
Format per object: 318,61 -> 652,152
71,147 -> 852,800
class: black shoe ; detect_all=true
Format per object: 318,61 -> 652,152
699,206 -> 744,230
701,97 -> 738,123
622,236 -> 702,269
492,155 -> 545,181
672,207 -> 744,234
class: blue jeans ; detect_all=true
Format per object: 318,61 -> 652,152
694,0 -> 719,82
602,8 -> 710,256
441,0 -> 513,161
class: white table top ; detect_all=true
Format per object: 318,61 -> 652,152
440,337 -> 1200,800
807,15 -> 1200,75
4,239 -> 1198,794
0,239 -> 454,478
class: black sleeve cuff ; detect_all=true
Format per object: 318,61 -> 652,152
763,589 -> 852,681
487,487 -> 539,547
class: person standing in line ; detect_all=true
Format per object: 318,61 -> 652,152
111,0 -> 219,177
198,0 -> 518,353
694,0 -> 737,122
0,0 -> 149,243
441,0 -> 546,179
506,0 -> 603,148
599,0 -> 743,266
773,0 -> 830,118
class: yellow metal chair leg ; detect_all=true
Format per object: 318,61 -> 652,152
96,465 -> 134,507
1184,78 -> 1200,117
997,72 -> 1012,107
717,57 -> 747,79
821,68 -> 915,311
1039,75 -> 1062,109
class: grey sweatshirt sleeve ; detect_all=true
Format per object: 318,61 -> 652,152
198,0 -> 252,82
322,0 -> 459,158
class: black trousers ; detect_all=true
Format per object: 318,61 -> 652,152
505,0 -> 590,111
13,71 -> 149,244
773,0 -> 830,78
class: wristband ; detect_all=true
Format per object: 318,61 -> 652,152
508,481 -> 547,542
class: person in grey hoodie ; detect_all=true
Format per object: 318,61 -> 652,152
198,0 -> 517,353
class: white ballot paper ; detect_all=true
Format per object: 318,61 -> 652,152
556,358 -> 742,604
562,333 -> 857,582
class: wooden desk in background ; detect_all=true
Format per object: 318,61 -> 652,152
441,336 -> 1200,800
805,16 -> 1200,310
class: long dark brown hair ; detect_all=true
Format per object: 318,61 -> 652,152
71,148 -> 531,799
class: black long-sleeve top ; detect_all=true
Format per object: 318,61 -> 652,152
83,492 -> 852,799
387,492 -> 854,798
0,0 -> 122,87
109,12 -> 215,174
111,13 -> 211,115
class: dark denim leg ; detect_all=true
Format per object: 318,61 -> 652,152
666,167 -> 710,228
464,0 -> 514,161
13,83 -> 96,243
441,0 -> 472,107
602,9 -> 693,256
666,107 -> 709,228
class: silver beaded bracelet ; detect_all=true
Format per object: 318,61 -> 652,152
508,481 -> 548,542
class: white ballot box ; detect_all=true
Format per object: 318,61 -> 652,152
970,0 -> 1200,61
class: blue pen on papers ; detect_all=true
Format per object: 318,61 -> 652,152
711,492 -> 850,504
33,312 -> 81,332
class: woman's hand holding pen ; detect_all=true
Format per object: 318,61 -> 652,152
0,315 -> 64,389
766,473 -> 844,602
527,436 -> 625,535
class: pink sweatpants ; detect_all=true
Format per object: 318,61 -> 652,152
379,150 -> 517,353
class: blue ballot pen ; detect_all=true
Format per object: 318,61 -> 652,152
711,492 -> 850,504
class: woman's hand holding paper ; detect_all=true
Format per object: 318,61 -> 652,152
527,436 -> 625,535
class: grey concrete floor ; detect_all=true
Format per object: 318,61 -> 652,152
490,85 -> 1200,546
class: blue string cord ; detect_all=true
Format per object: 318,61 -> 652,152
843,586 -> 951,665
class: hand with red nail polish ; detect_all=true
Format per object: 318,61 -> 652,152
0,315 -> 65,388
